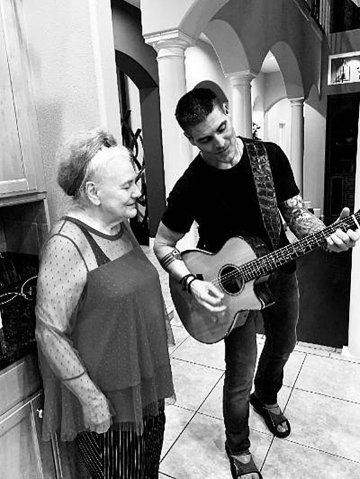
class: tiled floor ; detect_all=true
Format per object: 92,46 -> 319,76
142,246 -> 360,478
159,318 -> 360,478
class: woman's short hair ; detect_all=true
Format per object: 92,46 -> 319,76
175,88 -> 223,132
57,127 -> 118,200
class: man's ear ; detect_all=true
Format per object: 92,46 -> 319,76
184,131 -> 195,146
85,181 -> 100,206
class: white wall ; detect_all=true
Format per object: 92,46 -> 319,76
184,38 -> 229,158
252,73 -> 265,139
22,0 -> 121,223
303,87 -> 327,210
263,72 -> 291,159
265,99 -> 292,160
185,39 -> 229,96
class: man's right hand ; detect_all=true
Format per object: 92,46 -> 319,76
189,279 -> 227,313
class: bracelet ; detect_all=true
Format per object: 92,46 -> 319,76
179,274 -> 195,291
187,276 -> 198,293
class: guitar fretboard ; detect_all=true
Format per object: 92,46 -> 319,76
239,211 -> 360,281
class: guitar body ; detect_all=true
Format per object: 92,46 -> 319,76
169,209 -> 360,343
169,236 -> 274,344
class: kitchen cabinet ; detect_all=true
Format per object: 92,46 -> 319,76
0,0 -> 45,197
0,355 -> 89,479
0,391 -> 55,479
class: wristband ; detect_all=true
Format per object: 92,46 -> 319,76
179,274 -> 195,291
187,276 -> 197,293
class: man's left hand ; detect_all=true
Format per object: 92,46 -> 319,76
326,207 -> 360,253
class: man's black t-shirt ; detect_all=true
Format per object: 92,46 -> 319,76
162,139 -> 299,269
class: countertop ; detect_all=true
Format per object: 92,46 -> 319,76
0,252 -> 38,371
0,295 -> 37,371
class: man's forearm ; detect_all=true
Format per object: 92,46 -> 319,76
280,194 -> 325,239
153,221 -> 195,282
153,241 -> 192,282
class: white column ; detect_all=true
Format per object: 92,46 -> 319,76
227,72 -> 255,138
145,31 -> 194,196
145,31 -> 197,249
290,98 -> 305,194
345,103 -> 360,359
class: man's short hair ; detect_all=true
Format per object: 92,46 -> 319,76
175,88 -> 224,132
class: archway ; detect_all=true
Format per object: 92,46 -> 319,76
115,51 -> 165,239
195,80 -> 228,104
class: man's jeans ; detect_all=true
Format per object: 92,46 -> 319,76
223,270 -> 299,454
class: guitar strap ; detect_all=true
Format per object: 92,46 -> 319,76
242,138 -> 282,250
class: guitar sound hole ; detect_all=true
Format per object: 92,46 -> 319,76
219,265 -> 244,295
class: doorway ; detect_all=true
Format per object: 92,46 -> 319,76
324,93 -> 359,224
294,93 -> 359,348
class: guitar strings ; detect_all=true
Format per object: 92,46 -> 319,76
205,214 -> 358,289
208,234 -> 321,288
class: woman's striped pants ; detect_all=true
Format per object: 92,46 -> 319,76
75,408 -> 166,478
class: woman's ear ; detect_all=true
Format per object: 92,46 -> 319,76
84,181 -> 100,206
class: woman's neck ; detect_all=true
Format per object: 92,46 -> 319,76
66,206 -> 123,235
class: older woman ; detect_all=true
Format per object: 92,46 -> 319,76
35,128 -> 174,478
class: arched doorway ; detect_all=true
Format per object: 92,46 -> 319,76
115,51 -> 166,243
195,80 -> 228,104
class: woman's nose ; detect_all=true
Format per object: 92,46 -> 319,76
132,183 -> 142,198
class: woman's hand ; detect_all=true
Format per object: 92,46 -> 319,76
189,279 -> 227,313
81,392 -> 112,434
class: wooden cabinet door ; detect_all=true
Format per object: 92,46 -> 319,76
31,393 -> 58,479
32,393 -> 89,479
0,397 -> 45,479
0,0 -> 41,196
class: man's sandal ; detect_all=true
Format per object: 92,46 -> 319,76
225,444 -> 263,479
250,393 -> 291,439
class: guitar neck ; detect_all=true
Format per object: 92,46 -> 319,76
241,211 -> 360,281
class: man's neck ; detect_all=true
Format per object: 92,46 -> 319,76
201,138 -> 244,170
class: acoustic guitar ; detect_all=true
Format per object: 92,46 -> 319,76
169,211 -> 360,344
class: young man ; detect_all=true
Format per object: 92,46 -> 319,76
154,88 -> 359,479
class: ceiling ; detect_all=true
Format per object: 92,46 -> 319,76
121,1 -> 279,74
261,52 -> 280,74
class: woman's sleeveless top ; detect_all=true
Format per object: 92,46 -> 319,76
40,218 -> 174,440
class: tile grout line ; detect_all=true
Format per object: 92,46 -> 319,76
169,335 -> 190,356
159,473 -> 176,479
290,386 -> 360,406
260,351 -> 308,470
279,436 -> 360,465
170,355 -> 225,372
161,372 -> 225,463
160,405 -> 198,464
